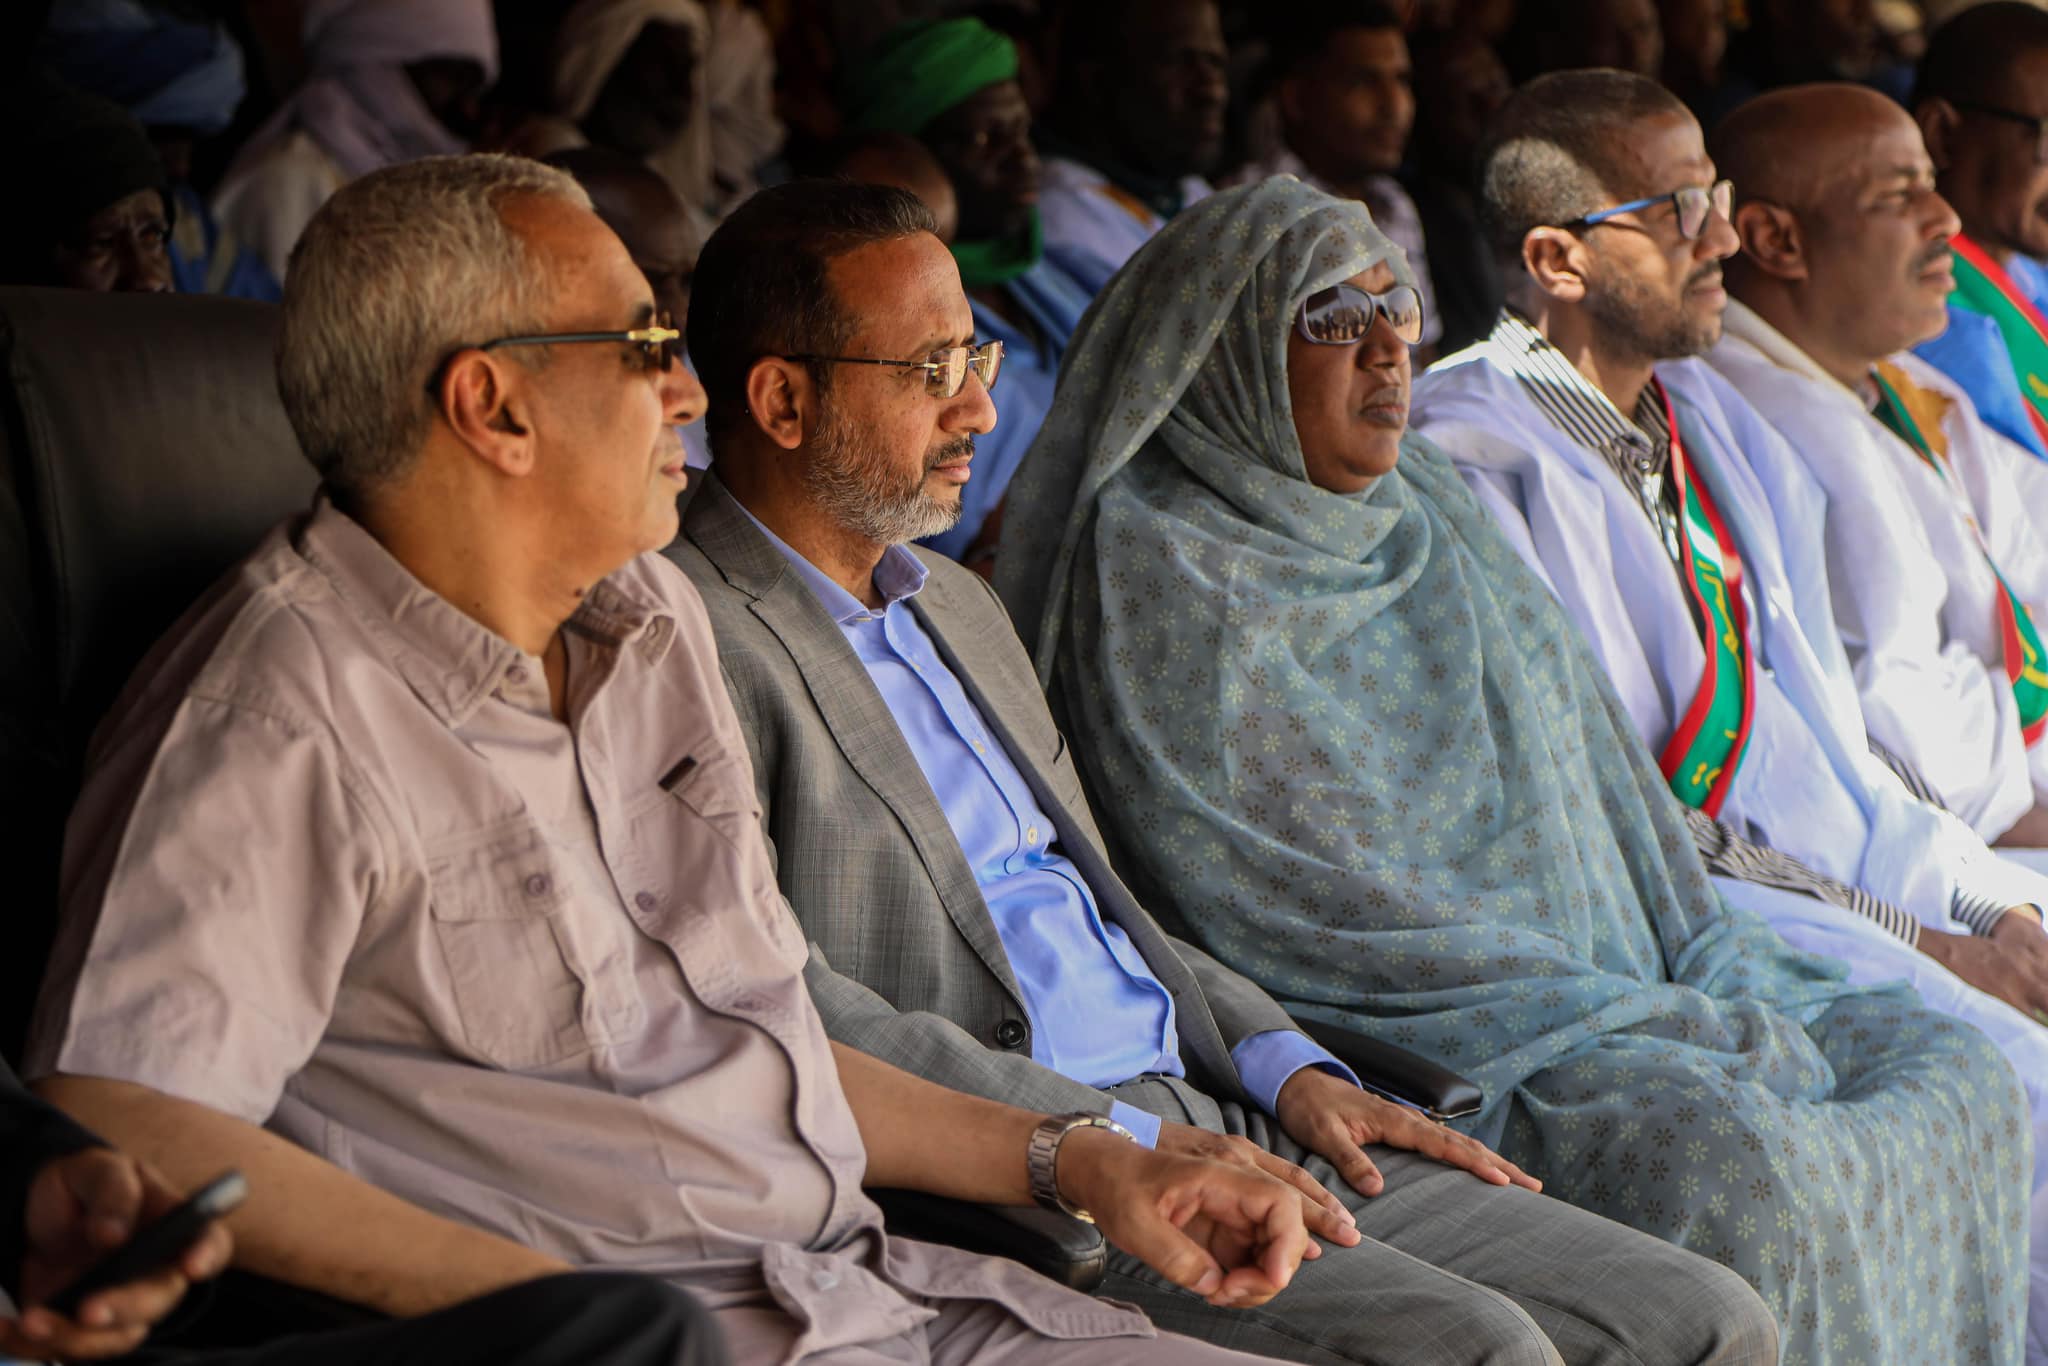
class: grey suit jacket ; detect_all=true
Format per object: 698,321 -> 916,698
668,474 -> 1304,1119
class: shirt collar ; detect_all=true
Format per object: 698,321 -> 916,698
296,493 -> 676,727
732,499 -> 929,625
1719,298 -> 1865,403
1488,310 -> 1672,465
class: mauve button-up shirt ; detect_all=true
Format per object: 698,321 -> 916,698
25,497 -> 1150,1363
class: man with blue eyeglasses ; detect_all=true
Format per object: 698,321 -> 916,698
1413,68 -> 2048,1360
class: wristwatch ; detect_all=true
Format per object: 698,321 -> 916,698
1026,1112 -> 1138,1222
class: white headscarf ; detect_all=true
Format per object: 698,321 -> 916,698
548,0 -> 715,217
229,0 -> 498,181
702,0 -> 783,206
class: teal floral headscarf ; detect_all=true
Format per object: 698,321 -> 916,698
998,177 -> 1858,1107
995,179 -> 2031,1364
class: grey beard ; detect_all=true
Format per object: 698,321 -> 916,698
810,415 -> 965,546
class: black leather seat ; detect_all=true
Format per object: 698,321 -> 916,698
0,287 -> 312,1063
0,285 -> 1106,1311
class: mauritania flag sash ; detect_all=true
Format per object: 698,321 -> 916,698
1872,359 -> 2048,745
1654,380 -> 1755,814
1950,235 -> 2048,454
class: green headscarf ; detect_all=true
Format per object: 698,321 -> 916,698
841,18 -> 1041,288
841,18 -> 1017,137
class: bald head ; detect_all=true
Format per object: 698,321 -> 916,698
1716,82 -> 1960,381
1713,83 -> 1911,216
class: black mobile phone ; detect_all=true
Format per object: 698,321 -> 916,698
45,1169 -> 248,1319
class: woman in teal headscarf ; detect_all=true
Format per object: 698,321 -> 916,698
997,177 -> 2032,1365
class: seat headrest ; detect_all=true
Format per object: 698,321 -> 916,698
0,287 -> 314,735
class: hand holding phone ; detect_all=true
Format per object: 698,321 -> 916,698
0,1156 -> 238,1362
46,1170 -> 246,1317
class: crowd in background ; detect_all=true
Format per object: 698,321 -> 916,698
2,0 -> 2025,577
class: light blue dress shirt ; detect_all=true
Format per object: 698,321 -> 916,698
740,508 -> 1358,1146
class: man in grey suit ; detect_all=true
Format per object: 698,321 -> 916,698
666,179 -> 1778,1366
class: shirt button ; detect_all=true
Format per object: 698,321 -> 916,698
634,890 -> 659,911
524,873 -> 551,897
1025,826 -> 1040,845
994,1019 -> 1028,1049
972,739 -> 986,753
506,663 -> 530,686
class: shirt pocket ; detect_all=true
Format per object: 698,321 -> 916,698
425,822 -> 617,1070
660,742 -> 809,975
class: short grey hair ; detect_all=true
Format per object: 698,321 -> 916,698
276,154 -> 594,501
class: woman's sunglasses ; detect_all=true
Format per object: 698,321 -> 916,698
1295,283 -> 1426,348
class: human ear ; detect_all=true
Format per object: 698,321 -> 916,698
1731,200 -> 1807,281
1522,228 -> 1589,304
1917,99 -> 1959,173
1277,73 -> 1306,132
744,357 -> 811,452
438,351 -> 538,477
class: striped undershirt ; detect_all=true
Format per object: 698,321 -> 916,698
1487,310 -> 2011,945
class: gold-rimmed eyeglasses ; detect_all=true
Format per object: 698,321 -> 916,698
785,340 -> 1004,399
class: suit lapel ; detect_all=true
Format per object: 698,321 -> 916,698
685,478 -> 1029,1007
912,573 -> 1244,1088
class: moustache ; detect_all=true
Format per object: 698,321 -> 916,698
927,437 -> 975,470
1912,241 -> 1953,276
1687,265 -> 1724,291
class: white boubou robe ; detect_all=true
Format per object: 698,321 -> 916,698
1712,299 -> 2048,839
1412,344 -> 2048,922
1037,156 -> 1211,298
1414,343 -> 2048,1359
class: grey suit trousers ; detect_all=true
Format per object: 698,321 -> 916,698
1099,1078 -> 1779,1366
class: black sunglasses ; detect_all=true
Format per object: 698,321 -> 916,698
1951,100 -> 2048,165
428,312 -> 682,394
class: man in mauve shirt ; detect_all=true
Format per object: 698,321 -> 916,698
19,153 -> 1311,1365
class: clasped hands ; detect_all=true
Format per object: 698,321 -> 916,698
1048,1067 -> 1537,1311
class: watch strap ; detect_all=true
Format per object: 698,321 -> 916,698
1026,1112 -> 1136,1223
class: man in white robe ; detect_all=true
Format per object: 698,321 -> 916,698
1035,0 -> 1221,296
1408,72 -> 2048,1355
1708,83 -> 2048,849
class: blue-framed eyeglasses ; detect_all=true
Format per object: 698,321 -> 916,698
1559,179 -> 1733,241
